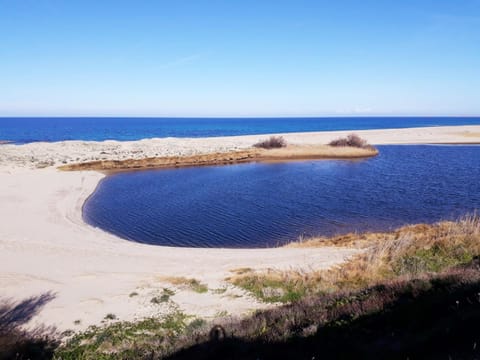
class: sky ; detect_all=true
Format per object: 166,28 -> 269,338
0,0 -> 479,117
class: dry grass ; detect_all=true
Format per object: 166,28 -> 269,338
259,144 -> 378,160
168,269 -> 480,359
253,136 -> 287,149
329,133 -> 375,150
52,214 -> 480,358
231,214 -> 480,302
59,143 -> 377,172
160,277 -> 209,294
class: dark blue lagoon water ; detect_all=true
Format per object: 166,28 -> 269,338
2,117 -> 480,143
84,145 -> 480,248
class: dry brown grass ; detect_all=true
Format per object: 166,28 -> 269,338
159,276 -> 209,293
329,133 -> 375,150
59,145 -> 378,172
253,136 -> 287,149
259,144 -> 378,161
231,214 -> 480,302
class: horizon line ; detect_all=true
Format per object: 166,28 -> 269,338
1,114 -> 480,119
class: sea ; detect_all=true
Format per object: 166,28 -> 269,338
1,116 -> 480,143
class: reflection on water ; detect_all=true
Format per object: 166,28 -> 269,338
84,145 -> 480,248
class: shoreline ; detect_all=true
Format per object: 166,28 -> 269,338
1,125 -> 479,170
0,167 -> 358,332
1,125 -> 480,333
59,144 -> 378,172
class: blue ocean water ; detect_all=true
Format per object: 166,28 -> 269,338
1,117 -> 480,143
84,145 -> 480,248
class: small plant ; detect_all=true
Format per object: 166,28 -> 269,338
253,136 -> 287,149
211,287 -> 228,295
162,288 -> 175,296
160,293 -> 170,303
151,296 -> 161,304
188,318 -> 207,330
214,310 -> 229,318
163,277 -> 208,293
231,271 -> 307,303
230,267 -> 253,275
73,319 -> 81,325
151,288 -> 176,304
189,279 -> 208,293
104,313 -> 117,320
329,134 -> 373,149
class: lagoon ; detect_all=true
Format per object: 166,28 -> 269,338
84,145 -> 480,248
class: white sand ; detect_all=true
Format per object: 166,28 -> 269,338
0,125 -> 479,332
0,168 -> 358,332
1,125 -> 479,169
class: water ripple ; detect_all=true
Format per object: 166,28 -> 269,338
84,145 -> 480,248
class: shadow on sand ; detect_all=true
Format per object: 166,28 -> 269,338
0,292 -> 58,360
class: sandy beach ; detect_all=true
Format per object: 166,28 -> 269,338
1,125 -> 479,169
1,125 -> 480,333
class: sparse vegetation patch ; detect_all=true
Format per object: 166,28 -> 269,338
329,133 -> 375,149
231,214 -> 480,302
162,277 -> 208,293
253,136 -> 287,149
54,310 -> 200,359
151,288 -> 176,304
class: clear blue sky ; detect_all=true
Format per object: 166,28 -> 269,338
1,0 -> 479,116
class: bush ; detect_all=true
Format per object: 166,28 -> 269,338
329,134 -> 372,149
253,136 -> 287,149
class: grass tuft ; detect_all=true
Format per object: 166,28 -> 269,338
253,136 -> 287,149
104,313 -> 117,320
329,133 -> 374,149
151,288 -> 176,304
162,277 -> 208,293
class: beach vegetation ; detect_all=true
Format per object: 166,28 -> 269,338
54,310 -> 200,359
164,269 -> 480,359
151,288 -> 176,304
253,136 -> 287,149
5,215 -> 480,359
52,267 -> 480,359
104,313 -> 117,320
162,277 -> 208,294
211,286 -> 228,295
228,271 -> 307,303
230,214 -> 480,302
214,310 -> 229,318
329,133 -> 374,149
